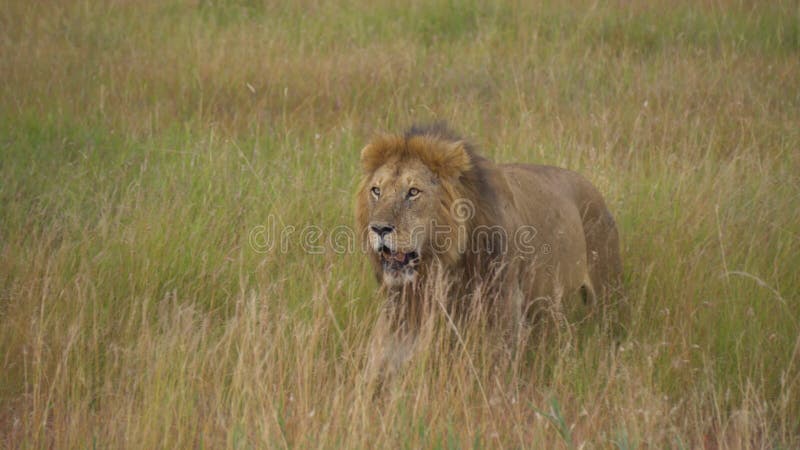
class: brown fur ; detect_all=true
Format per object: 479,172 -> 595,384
356,123 -> 623,376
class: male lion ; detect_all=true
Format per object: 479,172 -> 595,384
355,123 -> 622,376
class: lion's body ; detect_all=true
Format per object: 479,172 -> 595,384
497,163 -> 622,308
355,124 -> 622,376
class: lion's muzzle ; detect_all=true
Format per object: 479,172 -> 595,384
369,222 -> 421,287
379,246 -> 420,270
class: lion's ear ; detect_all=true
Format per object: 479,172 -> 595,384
359,143 -> 379,172
359,135 -> 399,173
431,140 -> 472,179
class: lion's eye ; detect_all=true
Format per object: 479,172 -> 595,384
371,187 -> 381,197
407,188 -> 420,198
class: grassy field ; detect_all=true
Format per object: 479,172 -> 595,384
1,0 -> 799,447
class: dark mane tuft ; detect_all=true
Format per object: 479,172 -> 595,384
404,122 -> 478,153
405,122 -> 497,214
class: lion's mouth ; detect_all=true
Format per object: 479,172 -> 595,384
379,246 -> 420,271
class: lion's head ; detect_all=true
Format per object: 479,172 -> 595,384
355,124 -> 501,289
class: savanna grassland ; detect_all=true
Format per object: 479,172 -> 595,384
1,0 -> 799,448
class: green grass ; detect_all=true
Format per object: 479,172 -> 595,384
1,0 -> 799,447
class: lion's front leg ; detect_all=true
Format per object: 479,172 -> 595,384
364,299 -> 418,387
365,325 -> 415,384
497,277 -> 528,355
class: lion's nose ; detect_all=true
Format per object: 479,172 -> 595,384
370,223 -> 395,238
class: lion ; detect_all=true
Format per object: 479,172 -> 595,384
355,123 -> 623,376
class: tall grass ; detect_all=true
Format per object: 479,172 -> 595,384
1,0 -> 798,447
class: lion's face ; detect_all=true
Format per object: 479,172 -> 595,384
362,157 -> 445,287
356,131 -> 475,289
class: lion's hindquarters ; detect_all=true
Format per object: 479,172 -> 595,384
501,164 -> 623,326
571,177 -> 626,336
583,210 -> 623,300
